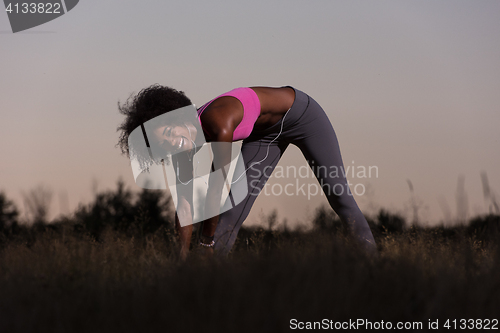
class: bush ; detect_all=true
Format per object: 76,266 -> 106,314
467,214 -> 500,242
74,180 -> 174,239
0,191 -> 19,235
312,205 -> 343,233
376,209 -> 406,234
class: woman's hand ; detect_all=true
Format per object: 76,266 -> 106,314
197,232 -> 215,259
199,245 -> 214,259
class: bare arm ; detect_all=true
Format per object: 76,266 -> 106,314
200,138 -> 234,238
173,138 -> 233,258
196,96 -> 243,254
198,128 -> 234,257
172,153 -> 194,259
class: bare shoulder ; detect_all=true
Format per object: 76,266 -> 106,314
250,86 -> 295,113
199,95 -> 243,141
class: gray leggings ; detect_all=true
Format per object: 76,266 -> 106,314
214,87 -> 376,255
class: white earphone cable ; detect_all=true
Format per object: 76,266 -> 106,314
175,107 -> 292,186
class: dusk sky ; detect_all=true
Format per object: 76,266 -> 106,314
1,0 -> 499,227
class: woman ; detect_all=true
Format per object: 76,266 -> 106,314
117,85 -> 377,259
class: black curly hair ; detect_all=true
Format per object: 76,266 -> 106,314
117,84 -> 194,167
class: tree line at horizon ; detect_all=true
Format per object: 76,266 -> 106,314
1,180 -> 499,248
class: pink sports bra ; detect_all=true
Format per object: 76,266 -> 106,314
197,87 -> 261,141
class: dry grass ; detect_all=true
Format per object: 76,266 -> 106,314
1,221 -> 499,333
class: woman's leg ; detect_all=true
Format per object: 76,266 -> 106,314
292,96 -> 377,252
214,139 -> 288,255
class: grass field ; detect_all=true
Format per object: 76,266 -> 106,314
1,187 -> 499,332
1,215 -> 499,332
